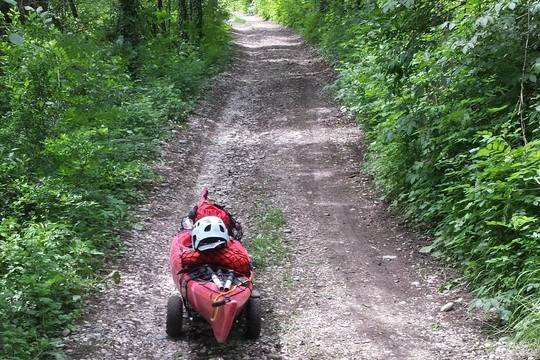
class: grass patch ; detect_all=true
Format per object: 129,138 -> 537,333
249,208 -> 288,269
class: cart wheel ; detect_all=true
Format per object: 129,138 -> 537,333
244,296 -> 261,339
166,295 -> 183,338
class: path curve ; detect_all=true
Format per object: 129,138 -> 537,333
63,15 -> 538,360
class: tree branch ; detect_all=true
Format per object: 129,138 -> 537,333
517,1 -> 531,145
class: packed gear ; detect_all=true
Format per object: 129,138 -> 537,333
179,187 -> 250,275
179,231 -> 251,275
167,187 -> 261,343
185,190 -> 243,241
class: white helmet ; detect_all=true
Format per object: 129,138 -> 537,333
191,216 -> 229,251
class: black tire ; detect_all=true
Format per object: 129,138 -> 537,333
166,295 -> 183,338
244,296 -> 261,339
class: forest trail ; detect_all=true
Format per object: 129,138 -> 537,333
63,15 -> 537,360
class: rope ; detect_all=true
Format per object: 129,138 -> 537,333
210,271 -> 254,321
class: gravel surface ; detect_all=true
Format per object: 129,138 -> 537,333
62,15 -> 539,360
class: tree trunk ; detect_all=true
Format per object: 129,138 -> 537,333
118,0 -> 141,74
155,0 -> 165,33
191,0 -> 202,40
167,0 -> 171,34
67,0 -> 78,18
178,0 -> 188,40
118,0 -> 140,45
319,0 -> 327,12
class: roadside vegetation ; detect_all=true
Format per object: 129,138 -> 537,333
0,1 -> 232,358
235,0 -> 540,345
249,207 -> 288,268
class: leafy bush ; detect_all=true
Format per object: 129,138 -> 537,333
0,1 -> 231,358
253,0 -> 540,344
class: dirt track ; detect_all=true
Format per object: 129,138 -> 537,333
63,15 -> 538,360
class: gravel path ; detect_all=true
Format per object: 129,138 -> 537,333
62,15 -> 539,360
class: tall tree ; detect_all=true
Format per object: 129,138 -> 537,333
190,0 -> 202,40
167,0 -> 172,33
155,0 -> 166,33
67,0 -> 78,18
178,0 -> 188,40
118,0 -> 141,45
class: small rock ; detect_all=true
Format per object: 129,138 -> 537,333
382,255 -> 397,261
62,329 -> 71,337
440,302 -> 455,312
283,229 -> 292,234
411,281 -> 420,287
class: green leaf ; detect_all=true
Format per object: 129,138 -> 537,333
111,270 -> 121,285
487,105 -> 509,113
400,0 -> 414,9
1,0 -> 17,6
8,33 -> 24,45
382,1 -> 398,13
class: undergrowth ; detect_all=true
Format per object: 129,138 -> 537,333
0,1 -> 231,358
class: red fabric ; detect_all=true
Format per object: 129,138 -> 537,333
179,231 -> 192,247
195,202 -> 232,229
180,240 -> 251,275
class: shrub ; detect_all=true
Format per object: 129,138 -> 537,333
0,2 -> 231,358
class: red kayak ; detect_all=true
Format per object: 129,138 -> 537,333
166,188 -> 261,342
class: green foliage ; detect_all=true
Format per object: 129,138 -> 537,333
225,0 -> 254,13
249,207 -> 288,268
254,0 -> 540,344
0,1 -> 231,358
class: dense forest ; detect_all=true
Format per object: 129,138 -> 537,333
0,0 -> 231,358
233,0 -> 540,345
3,0 -> 540,357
